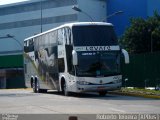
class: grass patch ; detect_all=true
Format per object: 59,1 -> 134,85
119,88 -> 160,96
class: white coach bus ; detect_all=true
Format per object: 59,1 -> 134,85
24,22 -> 129,96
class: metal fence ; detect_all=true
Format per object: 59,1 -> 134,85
121,52 -> 160,87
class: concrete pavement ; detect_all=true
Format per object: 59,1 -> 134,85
0,89 -> 160,114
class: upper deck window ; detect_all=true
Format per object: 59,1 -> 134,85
24,39 -> 34,52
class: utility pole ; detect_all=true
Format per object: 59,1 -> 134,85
72,6 -> 94,22
40,0 -> 43,33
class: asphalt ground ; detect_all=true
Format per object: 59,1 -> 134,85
0,89 -> 160,115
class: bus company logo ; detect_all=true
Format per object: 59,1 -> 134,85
86,46 -> 111,51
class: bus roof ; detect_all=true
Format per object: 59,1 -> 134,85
24,22 -> 113,41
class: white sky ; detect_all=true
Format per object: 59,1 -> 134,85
0,0 -> 29,5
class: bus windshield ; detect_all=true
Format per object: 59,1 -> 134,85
76,51 -> 121,77
72,25 -> 118,46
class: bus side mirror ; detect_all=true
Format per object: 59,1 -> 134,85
122,49 -> 129,64
72,50 -> 78,65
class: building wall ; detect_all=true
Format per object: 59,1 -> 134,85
107,0 -> 147,36
0,0 -> 106,54
0,0 -> 77,53
107,0 -> 160,37
78,0 -> 106,22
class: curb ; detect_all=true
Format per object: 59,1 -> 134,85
109,91 -> 160,99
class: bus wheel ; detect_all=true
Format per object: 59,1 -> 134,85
31,77 -> 33,88
99,91 -> 107,96
33,78 -> 39,93
63,82 -> 69,96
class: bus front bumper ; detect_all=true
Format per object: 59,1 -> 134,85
76,83 -> 122,93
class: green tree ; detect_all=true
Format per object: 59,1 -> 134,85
120,11 -> 160,54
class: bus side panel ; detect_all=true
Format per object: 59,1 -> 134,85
24,52 -> 38,88
35,45 -> 59,90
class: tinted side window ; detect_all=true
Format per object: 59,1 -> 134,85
65,45 -> 73,72
58,58 -> 65,72
24,39 -> 34,52
29,39 -> 34,52
58,28 -> 64,45
24,41 -> 28,52
64,27 -> 72,45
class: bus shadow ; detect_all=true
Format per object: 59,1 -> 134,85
0,93 -> 39,97
46,91 -> 157,101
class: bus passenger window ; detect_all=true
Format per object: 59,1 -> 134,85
68,28 -> 71,44
58,29 -> 64,45
24,41 -> 28,52
58,58 -> 65,72
28,39 -> 34,52
64,27 -> 71,45
65,45 -> 73,72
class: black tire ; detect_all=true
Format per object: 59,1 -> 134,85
33,79 -> 40,93
31,78 -> 33,88
63,82 -> 70,96
99,91 -> 107,96
32,80 -> 36,93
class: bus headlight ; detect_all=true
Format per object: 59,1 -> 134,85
77,81 -> 90,85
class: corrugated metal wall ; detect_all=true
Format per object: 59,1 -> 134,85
122,52 -> 160,87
